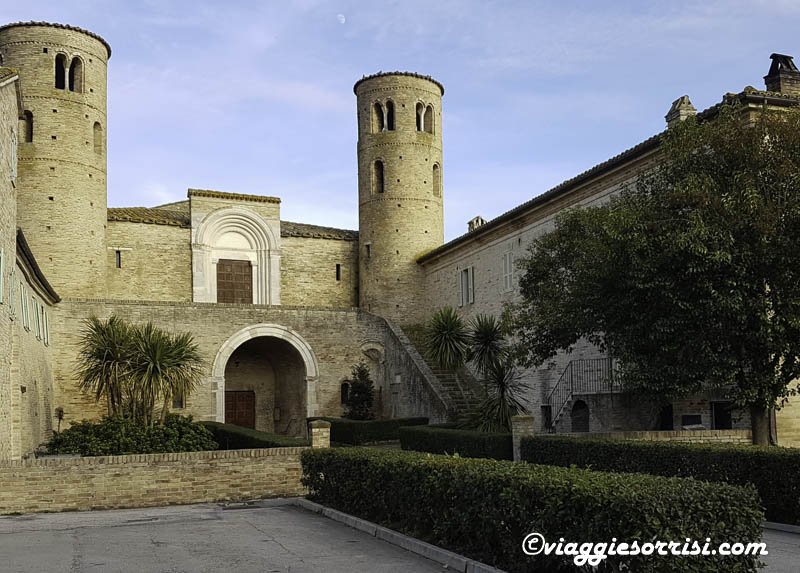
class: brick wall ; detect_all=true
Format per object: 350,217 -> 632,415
280,236 -> 358,307
554,429 -> 752,444
105,221 -> 191,301
0,447 -> 308,514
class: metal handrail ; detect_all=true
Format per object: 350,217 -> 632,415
546,358 -> 619,428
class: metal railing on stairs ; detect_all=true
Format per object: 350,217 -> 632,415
546,357 -> 620,430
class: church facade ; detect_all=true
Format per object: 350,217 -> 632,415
1,21 -> 799,459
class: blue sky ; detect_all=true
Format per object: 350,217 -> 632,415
4,1 -> 799,240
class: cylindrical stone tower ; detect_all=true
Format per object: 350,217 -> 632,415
354,72 -> 445,324
0,22 -> 110,298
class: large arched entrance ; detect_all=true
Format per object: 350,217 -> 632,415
212,324 -> 319,437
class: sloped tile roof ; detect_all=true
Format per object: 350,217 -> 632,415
280,221 -> 358,240
107,207 -> 189,227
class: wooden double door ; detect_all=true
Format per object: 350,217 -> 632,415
217,259 -> 253,304
225,390 -> 255,429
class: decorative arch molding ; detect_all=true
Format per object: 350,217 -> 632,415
210,323 -> 321,422
192,206 -> 281,305
360,341 -> 385,365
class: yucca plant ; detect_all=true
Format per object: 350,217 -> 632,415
462,360 -> 529,433
467,314 -> 506,377
424,306 -> 469,371
75,315 -> 133,417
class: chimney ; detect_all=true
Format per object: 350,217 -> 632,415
468,215 -> 487,233
764,53 -> 800,96
665,95 -> 696,128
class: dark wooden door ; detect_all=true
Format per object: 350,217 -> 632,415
225,391 -> 255,429
217,259 -> 253,303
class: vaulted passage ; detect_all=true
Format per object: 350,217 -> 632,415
223,336 -> 307,436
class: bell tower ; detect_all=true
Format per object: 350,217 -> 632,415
354,72 -> 445,324
0,22 -> 110,298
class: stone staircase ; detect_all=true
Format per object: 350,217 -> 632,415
400,325 -> 484,419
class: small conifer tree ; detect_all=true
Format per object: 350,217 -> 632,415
343,361 -> 375,420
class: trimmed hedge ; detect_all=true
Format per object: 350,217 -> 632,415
199,422 -> 308,449
521,436 -> 800,525
399,424 -> 512,460
301,448 -> 763,573
45,414 -> 217,456
306,417 -> 428,445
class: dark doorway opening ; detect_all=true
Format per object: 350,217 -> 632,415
225,390 -> 255,429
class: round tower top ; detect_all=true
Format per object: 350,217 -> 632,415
353,71 -> 444,95
0,21 -> 111,58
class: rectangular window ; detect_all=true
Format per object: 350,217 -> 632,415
8,269 -> 15,317
115,250 -> 122,268
502,246 -> 514,293
10,129 -> 17,184
21,283 -> 29,330
336,264 -> 341,281
172,394 -> 184,409
459,266 -> 475,307
34,298 -> 41,340
43,308 -> 50,346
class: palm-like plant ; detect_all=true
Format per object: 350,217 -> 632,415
462,360 -> 529,433
75,315 -> 132,417
467,314 -> 506,377
129,323 -> 204,427
424,306 -> 469,371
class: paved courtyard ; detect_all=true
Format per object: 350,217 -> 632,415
0,500 -> 446,573
0,500 -> 797,572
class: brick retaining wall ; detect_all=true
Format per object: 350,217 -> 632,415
0,447 -> 308,515
554,429 -> 752,444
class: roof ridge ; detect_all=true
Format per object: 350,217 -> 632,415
0,21 -> 111,57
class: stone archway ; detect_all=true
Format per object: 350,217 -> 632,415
211,324 -> 320,435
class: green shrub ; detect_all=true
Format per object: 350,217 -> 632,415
342,361 -> 375,420
45,414 -> 217,456
521,435 -> 800,525
301,448 -> 763,573
308,417 -> 428,445
399,424 -> 512,460
199,422 -> 308,449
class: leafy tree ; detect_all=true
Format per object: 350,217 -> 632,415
507,104 -> 800,445
343,361 -> 375,420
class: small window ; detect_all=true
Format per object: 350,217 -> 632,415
416,102 -> 424,131
335,263 -> 341,281
55,54 -> 67,89
432,164 -> 441,198
93,122 -> 103,154
424,105 -> 433,134
458,267 -> 475,307
34,298 -> 41,340
341,383 -> 350,406
386,100 -> 395,131
10,129 -> 16,182
43,308 -> 50,346
373,102 -> 385,133
366,244 -> 371,258
21,111 -> 33,143
8,270 -> 15,317
172,394 -> 184,409
43,48 -> 48,54
115,250 -> 122,268
502,246 -> 514,292
372,160 -> 384,194
681,414 -> 703,427
68,57 -> 83,93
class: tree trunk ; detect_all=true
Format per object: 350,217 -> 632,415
750,405 -> 770,446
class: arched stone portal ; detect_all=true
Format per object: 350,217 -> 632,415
211,324 -> 319,436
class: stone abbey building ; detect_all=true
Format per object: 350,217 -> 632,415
1,21 -> 800,459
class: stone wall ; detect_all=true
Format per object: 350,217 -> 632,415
105,221 -> 191,301
552,429 -> 752,444
280,236 -> 358,307
0,447 -> 308,514
49,300 -> 389,429
0,74 -> 18,460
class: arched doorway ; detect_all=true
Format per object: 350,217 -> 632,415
212,324 -> 319,437
571,400 -> 590,433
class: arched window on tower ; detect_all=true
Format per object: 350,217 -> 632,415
416,102 -> 424,131
55,54 -> 67,89
93,122 -> 103,154
424,105 -> 434,134
21,111 -> 33,143
372,102 -> 385,133
372,160 -> 384,194
386,100 -> 395,131
68,57 -> 83,93
432,164 -> 441,197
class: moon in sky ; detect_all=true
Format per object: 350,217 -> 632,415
337,14 -> 346,24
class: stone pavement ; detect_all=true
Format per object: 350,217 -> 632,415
761,528 -> 800,572
0,500 -> 446,573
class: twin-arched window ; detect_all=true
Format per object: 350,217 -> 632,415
55,54 -> 84,93
372,101 -> 396,133
416,103 -> 434,133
